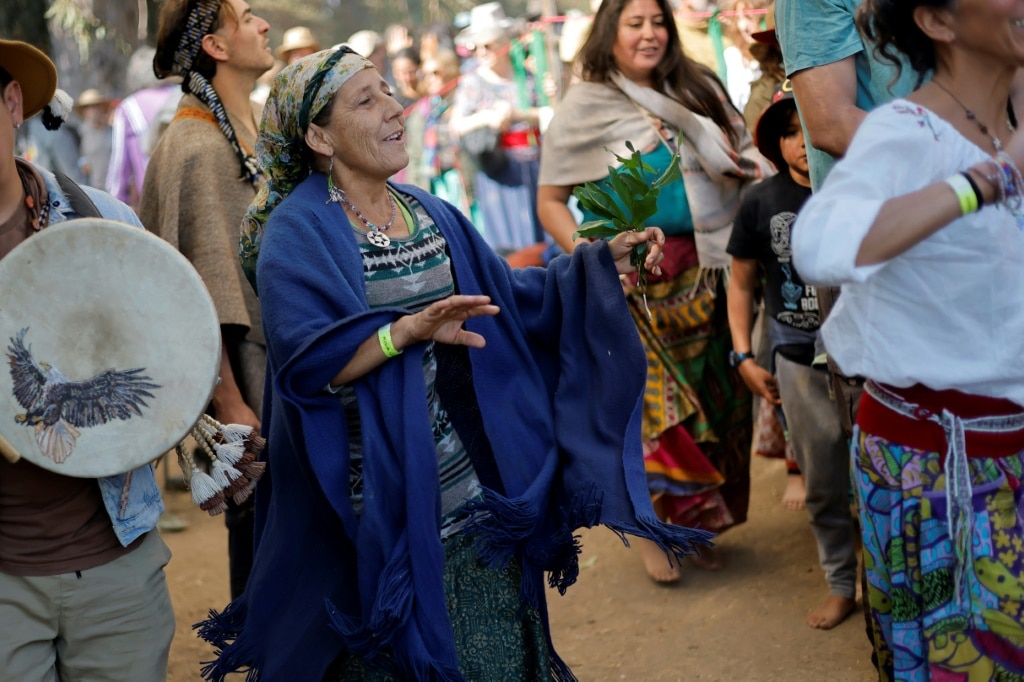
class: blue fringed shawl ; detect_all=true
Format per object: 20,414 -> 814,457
196,177 -> 714,681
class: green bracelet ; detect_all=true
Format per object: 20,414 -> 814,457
377,323 -> 402,358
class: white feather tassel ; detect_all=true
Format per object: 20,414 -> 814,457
48,89 -> 73,122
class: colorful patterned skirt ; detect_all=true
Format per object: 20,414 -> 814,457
628,235 -> 752,532
333,533 -> 551,680
854,383 -> 1024,681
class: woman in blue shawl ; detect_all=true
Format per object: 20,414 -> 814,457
199,46 -> 713,681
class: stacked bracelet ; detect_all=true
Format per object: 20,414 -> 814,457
960,171 -> 984,209
377,323 -> 402,358
944,173 -> 978,216
995,151 -> 1024,215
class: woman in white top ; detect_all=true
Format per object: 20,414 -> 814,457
791,0 -> 1024,678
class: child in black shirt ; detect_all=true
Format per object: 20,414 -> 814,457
726,82 -> 858,630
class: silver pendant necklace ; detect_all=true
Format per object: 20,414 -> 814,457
932,79 -> 1013,152
327,184 -> 397,248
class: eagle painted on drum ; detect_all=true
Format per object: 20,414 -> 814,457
6,328 -> 161,464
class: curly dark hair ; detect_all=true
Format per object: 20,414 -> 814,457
856,0 -> 951,84
153,0 -> 230,81
576,0 -> 740,145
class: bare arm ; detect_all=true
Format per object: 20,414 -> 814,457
329,295 -> 500,387
789,57 -> 866,158
854,164 -> 998,266
213,335 -> 260,429
537,184 -> 582,253
726,257 -> 779,404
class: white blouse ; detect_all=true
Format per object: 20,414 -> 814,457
792,100 -> 1024,407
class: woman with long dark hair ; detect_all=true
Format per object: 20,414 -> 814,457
792,0 -> 1024,676
538,0 -> 773,582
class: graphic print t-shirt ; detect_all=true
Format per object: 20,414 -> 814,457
727,172 -> 818,332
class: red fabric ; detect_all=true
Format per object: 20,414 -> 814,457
624,234 -> 699,288
857,383 -> 1024,458
498,128 -> 539,149
645,425 -> 724,484
503,243 -> 547,268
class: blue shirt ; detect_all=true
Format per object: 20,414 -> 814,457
775,0 -> 923,189
35,162 -> 164,546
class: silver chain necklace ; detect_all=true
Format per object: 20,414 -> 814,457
932,79 -> 1012,152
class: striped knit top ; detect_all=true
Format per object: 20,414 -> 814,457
334,189 -> 481,538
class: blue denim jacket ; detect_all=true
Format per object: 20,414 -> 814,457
35,162 -> 164,546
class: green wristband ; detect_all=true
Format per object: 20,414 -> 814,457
377,323 -> 402,358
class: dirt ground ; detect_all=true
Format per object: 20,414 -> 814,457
163,454 -> 876,681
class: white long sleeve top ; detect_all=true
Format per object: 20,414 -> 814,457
792,100 -> 1024,407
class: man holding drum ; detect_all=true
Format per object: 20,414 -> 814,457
142,0 -> 275,600
0,39 -> 175,680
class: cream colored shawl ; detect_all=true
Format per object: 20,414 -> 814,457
540,74 -> 774,269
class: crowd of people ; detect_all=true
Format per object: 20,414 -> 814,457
2,0 -> 1024,678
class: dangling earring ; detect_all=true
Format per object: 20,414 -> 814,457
325,157 -> 341,205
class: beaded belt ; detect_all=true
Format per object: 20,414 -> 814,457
863,381 -> 1024,615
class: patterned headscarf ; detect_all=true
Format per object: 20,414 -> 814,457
240,46 -> 373,291
170,0 -> 261,186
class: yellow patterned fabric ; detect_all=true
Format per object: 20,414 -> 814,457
628,235 -> 752,532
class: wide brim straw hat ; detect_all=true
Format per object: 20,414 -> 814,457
75,88 -> 113,109
750,2 -> 778,47
276,26 -> 322,59
0,39 -> 57,120
455,2 -> 523,49
346,30 -> 382,59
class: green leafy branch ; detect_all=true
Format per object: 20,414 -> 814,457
572,141 -> 681,319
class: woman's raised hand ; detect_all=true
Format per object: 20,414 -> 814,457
397,295 -> 500,349
607,227 -> 666,276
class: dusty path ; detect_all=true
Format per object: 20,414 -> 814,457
163,455 -> 875,681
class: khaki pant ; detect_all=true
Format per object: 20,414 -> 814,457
0,530 -> 175,681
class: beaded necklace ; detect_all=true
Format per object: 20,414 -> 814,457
18,163 -> 49,233
327,182 -> 397,248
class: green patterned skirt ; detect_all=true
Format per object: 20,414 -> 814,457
333,533 -> 552,680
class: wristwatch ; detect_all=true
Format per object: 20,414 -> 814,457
728,350 -> 755,368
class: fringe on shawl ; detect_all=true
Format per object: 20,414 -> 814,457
551,653 -> 579,682
460,488 -> 541,570
195,600 -> 261,681
688,265 -> 728,301
325,550 -> 414,657
605,516 -> 716,563
536,486 -> 604,596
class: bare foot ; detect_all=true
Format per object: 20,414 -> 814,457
637,537 -> 681,584
688,546 -> 723,571
783,474 -> 806,511
806,595 -> 856,629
